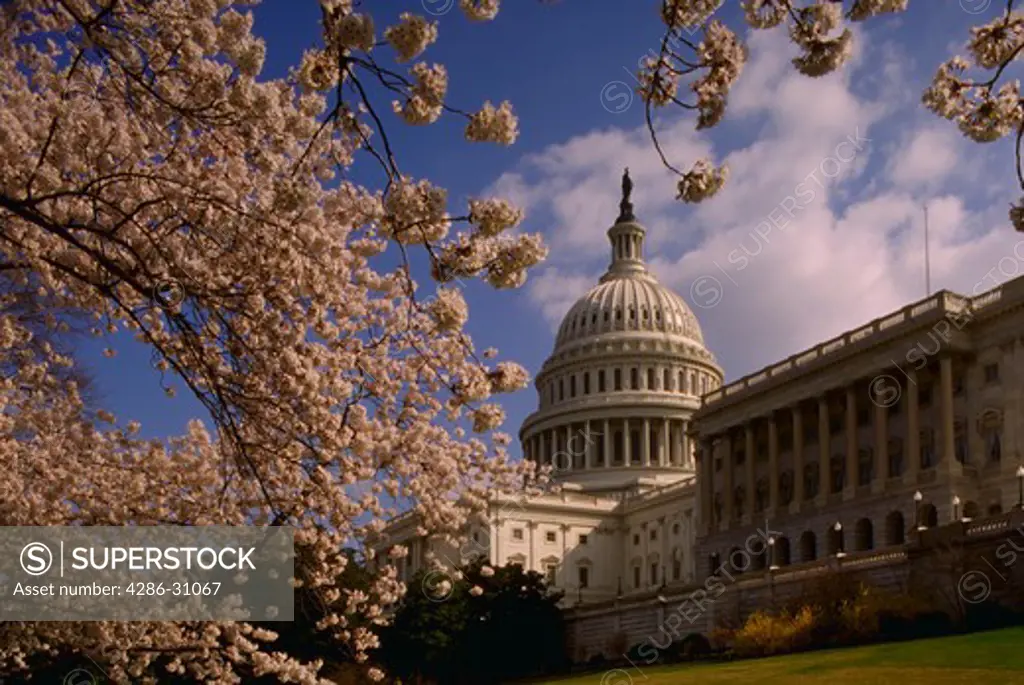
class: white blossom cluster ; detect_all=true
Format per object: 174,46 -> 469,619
649,0 -> 1024,224
393,63 -> 449,125
919,9 -> 1024,230
0,0 -> 547,681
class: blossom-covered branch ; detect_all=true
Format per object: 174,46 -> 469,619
642,0 -> 1024,232
0,0 -> 547,681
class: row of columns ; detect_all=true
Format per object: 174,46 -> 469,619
698,357 -> 959,533
524,417 -> 693,470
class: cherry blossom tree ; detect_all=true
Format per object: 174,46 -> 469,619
643,1 -> 1024,230
0,0 -> 548,681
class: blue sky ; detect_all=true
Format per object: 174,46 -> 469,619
78,0 -> 1022,460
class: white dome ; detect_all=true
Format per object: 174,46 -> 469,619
555,271 -> 705,351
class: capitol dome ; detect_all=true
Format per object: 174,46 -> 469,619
554,266 -> 705,352
519,169 -> 723,495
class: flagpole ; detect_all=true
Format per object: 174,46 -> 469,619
924,204 -> 931,297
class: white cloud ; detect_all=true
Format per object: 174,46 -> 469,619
493,29 -> 1020,384
886,124 -> 961,189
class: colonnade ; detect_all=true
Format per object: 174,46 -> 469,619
524,417 -> 694,471
697,357 -> 959,534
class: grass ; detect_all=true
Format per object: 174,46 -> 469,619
540,626 -> 1024,684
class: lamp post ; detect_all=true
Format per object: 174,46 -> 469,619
1017,465 -> 1024,510
768,536 -> 779,572
952,495 -> 961,522
834,522 -> 845,559
914,490 -> 926,531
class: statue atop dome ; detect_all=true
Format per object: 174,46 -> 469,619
618,167 -> 635,222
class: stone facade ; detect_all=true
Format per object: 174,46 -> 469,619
378,172 -> 1024,663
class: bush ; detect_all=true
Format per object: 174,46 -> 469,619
730,607 -> 817,657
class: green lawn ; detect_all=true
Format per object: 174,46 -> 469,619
541,627 -> 1024,684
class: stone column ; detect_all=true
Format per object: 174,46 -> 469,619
904,370 -> 920,485
792,405 -> 804,512
641,522 -> 650,587
940,356 -> 958,477
584,420 -> 593,469
818,396 -> 830,502
684,421 -> 692,467
624,417 -> 631,466
699,439 -> 713,535
642,418 -> 651,467
528,521 -> 537,571
661,419 -> 671,467
723,433 -> 734,526
845,386 -> 858,499
604,419 -> 611,467
873,394 -> 888,494
768,414 -> 779,513
744,423 -> 755,522
566,424 -> 573,470
659,515 -> 669,585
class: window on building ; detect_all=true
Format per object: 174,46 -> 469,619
633,566 -> 640,589
672,523 -> 680,535
858,449 -> 873,486
663,368 -> 671,391
545,531 -> 556,543
987,429 -> 1002,462
955,433 -> 967,464
647,368 -> 655,390
570,375 -> 576,398
984,363 -> 1000,384
633,533 -> 640,546
583,373 -> 590,395
830,456 -> 844,493
888,438 -> 904,477
649,529 -> 657,541
679,370 -> 686,393
650,563 -> 659,586
920,429 -> 935,469
546,564 -> 557,585
512,528 -> 524,541
672,558 -> 682,581
735,449 -> 745,465
578,566 -> 589,588
953,373 -> 965,395
804,463 -> 819,499
614,369 -> 622,391
630,367 -> 638,390
578,534 -> 588,545
598,370 -> 606,393
559,379 -> 564,401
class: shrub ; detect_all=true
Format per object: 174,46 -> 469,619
730,607 -> 816,657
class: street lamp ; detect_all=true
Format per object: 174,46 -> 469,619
952,495 -> 961,522
768,536 -> 779,571
1017,465 -> 1024,510
914,490 -> 926,531
834,522 -> 846,559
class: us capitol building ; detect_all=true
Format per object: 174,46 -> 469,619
381,170 -> 1024,656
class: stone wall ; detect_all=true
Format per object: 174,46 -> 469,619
564,508 -> 1024,663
